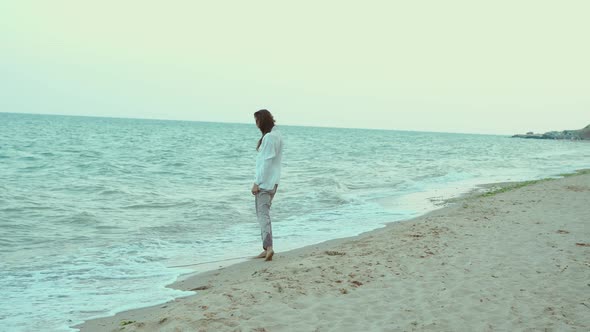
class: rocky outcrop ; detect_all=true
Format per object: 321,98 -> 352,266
513,124 -> 590,140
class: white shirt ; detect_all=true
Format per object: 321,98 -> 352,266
255,128 -> 283,190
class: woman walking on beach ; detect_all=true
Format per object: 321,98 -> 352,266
251,109 -> 283,261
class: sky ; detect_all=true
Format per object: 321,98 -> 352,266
1,0 -> 588,134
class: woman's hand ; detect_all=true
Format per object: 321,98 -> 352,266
251,183 -> 260,195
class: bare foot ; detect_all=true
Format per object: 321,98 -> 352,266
255,251 -> 267,259
265,247 -> 274,261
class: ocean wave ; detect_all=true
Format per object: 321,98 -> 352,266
57,212 -> 98,225
97,188 -> 130,196
18,155 -> 39,161
121,199 -> 196,210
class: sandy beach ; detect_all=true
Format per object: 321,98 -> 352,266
78,172 -> 590,331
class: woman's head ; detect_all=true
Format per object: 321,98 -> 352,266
254,109 -> 275,150
254,109 -> 275,133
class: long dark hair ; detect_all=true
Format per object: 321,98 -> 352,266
254,109 -> 275,151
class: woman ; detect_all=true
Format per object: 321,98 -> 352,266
251,109 -> 283,261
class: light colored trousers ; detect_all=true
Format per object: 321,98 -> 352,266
255,188 -> 275,250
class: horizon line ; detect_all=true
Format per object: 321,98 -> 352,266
0,111 -> 510,136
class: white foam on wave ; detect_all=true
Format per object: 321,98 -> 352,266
1,240 -> 195,332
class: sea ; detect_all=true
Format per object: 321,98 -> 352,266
1,112 -> 588,331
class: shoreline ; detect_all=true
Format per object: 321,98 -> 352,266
77,170 -> 590,331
